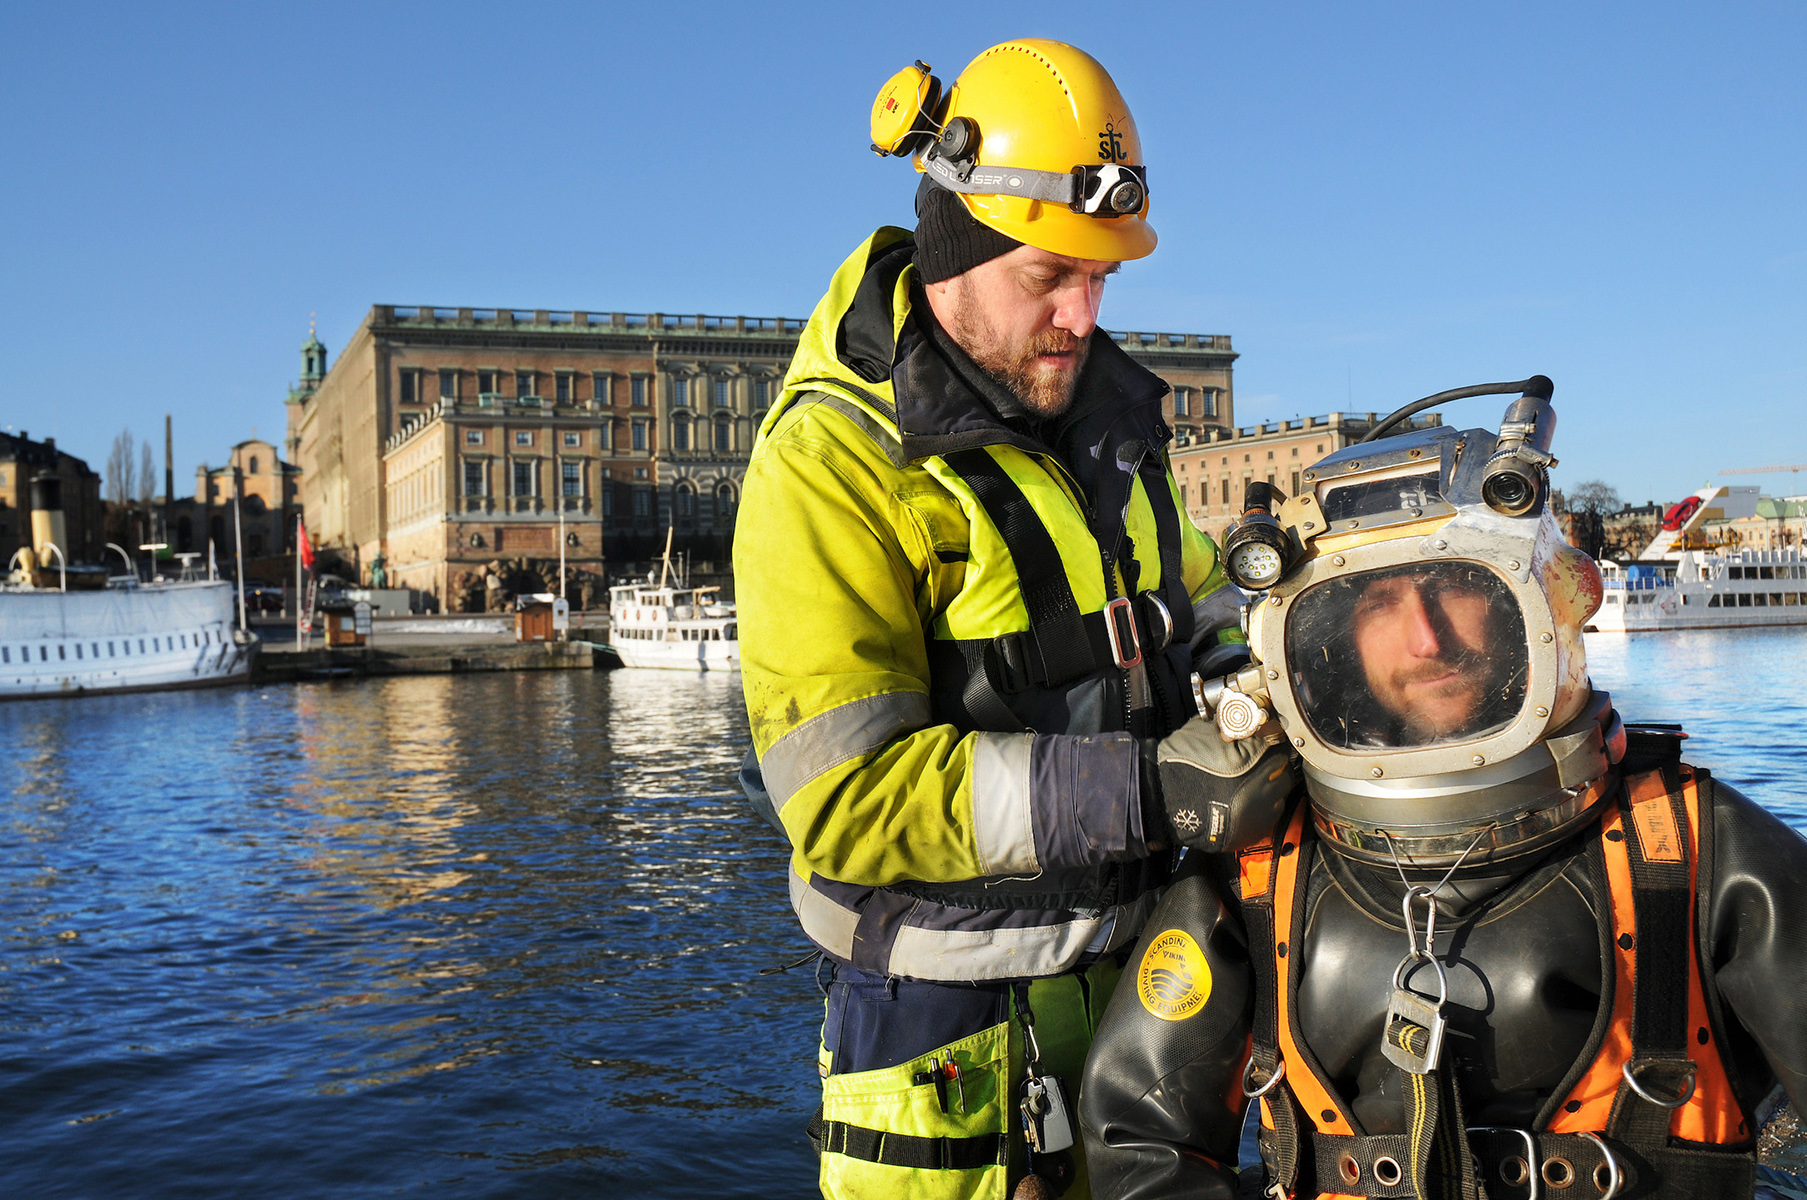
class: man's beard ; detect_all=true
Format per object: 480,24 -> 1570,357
950,287 -> 1089,417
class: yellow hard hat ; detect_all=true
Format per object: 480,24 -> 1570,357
869,40 -> 1156,262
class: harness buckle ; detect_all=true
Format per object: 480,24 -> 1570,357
1469,1126 -> 1540,1200
1578,1131 -> 1623,1200
1382,953 -> 1449,1075
1104,596 -> 1142,669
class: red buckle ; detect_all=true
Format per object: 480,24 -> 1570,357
1104,596 -> 1142,669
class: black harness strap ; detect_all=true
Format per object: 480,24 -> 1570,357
943,448 -> 1096,688
1137,458 -> 1196,649
807,1112 -> 1007,1171
1603,761 -> 1756,1198
1607,760 -> 1698,1151
1243,809 -> 1305,1196
1311,1128 -> 1646,1199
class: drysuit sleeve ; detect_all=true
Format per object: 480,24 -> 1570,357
1705,779 -> 1807,1111
1079,854 -> 1253,1199
736,402 -> 1158,890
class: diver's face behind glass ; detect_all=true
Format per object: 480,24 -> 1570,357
1284,560 -> 1529,753
1350,571 -> 1495,740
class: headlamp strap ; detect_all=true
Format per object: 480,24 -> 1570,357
922,151 -> 1148,216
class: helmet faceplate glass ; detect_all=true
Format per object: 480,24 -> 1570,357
1284,561 -> 1530,753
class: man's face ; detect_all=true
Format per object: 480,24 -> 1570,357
1349,570 -> 1499,740
924,243 -> 1120,418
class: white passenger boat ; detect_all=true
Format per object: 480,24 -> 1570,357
0,579 -> 254,697
1590,485 -> 1807,632
606,537 -> 738,673
1593,549 -> 1807,632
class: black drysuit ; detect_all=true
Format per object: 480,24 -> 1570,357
1078,756 -> 1807,1199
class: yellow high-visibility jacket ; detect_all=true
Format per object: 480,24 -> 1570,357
736,227 -> 1240,982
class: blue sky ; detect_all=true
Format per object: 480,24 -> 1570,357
2,2 -> 1802,507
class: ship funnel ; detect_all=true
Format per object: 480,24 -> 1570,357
29,473 -> 68,564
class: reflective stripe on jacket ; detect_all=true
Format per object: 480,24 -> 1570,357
736,226 -> 1238,982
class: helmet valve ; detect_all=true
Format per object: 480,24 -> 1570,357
1191,665 -> 1271,741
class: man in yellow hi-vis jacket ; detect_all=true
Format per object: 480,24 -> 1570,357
735,40 -> 1294,1200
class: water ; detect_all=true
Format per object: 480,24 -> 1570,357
1,630 -> 1803,1198
0,671 -> 821,1199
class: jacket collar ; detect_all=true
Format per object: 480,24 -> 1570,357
811,228 -> 1176,551
889,277 -> 1175,537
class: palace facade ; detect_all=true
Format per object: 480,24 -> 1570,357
287,306 -> 1238,609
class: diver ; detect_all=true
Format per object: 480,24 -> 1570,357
1076,377 -> 1807,1200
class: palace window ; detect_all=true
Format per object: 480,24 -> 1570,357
563,431 -> 581,447
439,369 -> 457,400
633,488 -> 651,516
713,415 -> 731,452
1174,388 -> 1190,416
513,460 -> 536,497
464,461 -> 485,495
672,412 -> 691,450
399,369 -> 419,404
631,377 -> 648,407
593,372 -> 611,404
632,420 -> 648,451
516,371 -> 535,398
676,484 -> 695,518
515,430 -> 533,446
555,374 -> 572,403
562,462 -> 581,498
753,379 -> 770,410
466,429 -> 484,445
716,482 -> 736,517
672,377 -> 689,407
714,378 -> 730,408
478,370 -> 498,395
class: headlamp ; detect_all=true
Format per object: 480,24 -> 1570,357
1222,480 -> 1293,591
920,146 -> 1149,220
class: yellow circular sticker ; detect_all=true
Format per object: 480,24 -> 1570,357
1137,929 -> 1212,1022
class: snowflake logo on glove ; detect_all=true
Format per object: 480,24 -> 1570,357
1173,808 -> 1202,835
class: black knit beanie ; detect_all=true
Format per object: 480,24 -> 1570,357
913,181 -> 1022,284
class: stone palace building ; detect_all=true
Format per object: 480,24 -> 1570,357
286,305 -> 1238,610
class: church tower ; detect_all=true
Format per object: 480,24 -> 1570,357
286,319 -> 328,463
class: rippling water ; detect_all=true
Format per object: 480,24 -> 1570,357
0,671 -> 819,1198
1584,626 -> 1807,829
1,630 -> 1802,1198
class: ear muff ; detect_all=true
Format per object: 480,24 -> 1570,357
870,61 -> 944,157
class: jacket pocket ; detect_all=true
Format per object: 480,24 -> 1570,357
816,1019 -> 1011,1200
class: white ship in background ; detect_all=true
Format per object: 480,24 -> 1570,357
1591,484 -> 1807,632
1,476 -> 254,697
606,532 -> 738,671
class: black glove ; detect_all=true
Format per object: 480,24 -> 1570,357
1142,717 -> 1298,854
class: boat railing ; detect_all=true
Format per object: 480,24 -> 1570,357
1604,575 -> 1676,591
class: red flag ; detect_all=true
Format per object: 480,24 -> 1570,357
298,519 -> 315,571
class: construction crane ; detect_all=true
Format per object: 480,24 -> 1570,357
1720,461 -> 1807,479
